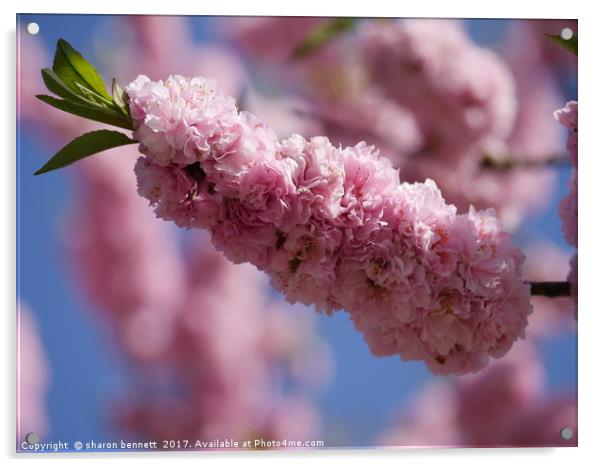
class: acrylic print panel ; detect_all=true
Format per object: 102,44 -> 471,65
16,14 -> 577,452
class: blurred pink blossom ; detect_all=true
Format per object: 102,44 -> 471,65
357,19 -> 562,230
526,20 -> 578,74
555,101 -> 577,312
110,16 -> 247,97
17,303 -> 50,442
243,90 -> 322,140
69,149 -> 186,363
17,27 -> 86,138
453,341 -> 546,444
360,19 -> 517,162
225,17 -> 325,64
302,90 -> 423,161
378,380 -> 461,447
68,150 -> 330,442
501,21 -> 566,160
110,243 -> 328,442
380,341 -> 576,447
555,103 -> 578,241
554,101 -> 578,169
559,171 -> 578,248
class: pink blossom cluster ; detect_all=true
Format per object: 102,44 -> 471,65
380,342 -> 577,447
359,20 -> 517,162
555,101 -> 578,310
126,73 -> 532,376
69,149 -> 330,442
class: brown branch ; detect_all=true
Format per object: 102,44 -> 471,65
529,281 -> 571,297
481,154 -> 570,171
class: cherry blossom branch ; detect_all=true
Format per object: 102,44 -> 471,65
529,281 -> 571,297
35,39 -> 535,377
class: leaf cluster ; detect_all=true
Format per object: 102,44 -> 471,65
35,39 -> 136,175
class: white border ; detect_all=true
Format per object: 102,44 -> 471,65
3,1 -> 599,466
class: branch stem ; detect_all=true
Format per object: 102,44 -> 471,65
481,154 -> 569,171
529,281 -> 571,297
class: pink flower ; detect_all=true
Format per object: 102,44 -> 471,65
211,198 -> 279,270
126,74 -> 240,167
339,142 -> 401,235
283,135 -> 346,220
238,157 -> 297,225
134,156 -> 221,229
127,74 -> 532,375
341,190 -> 531,375
203,111 -> 281,198
269,219 -> 344,313
554,100 -> 577,167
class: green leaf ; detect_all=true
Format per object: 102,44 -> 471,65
545,33 -> 578,55
41,68 -> 85,103
291,18 -> 359,60
34,130 -> 136,175
52,38 -> 113,101
42,68 -> 115,111
112,79 -> 129,116
36,95 -> 133,130
39,41 -> 135,136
